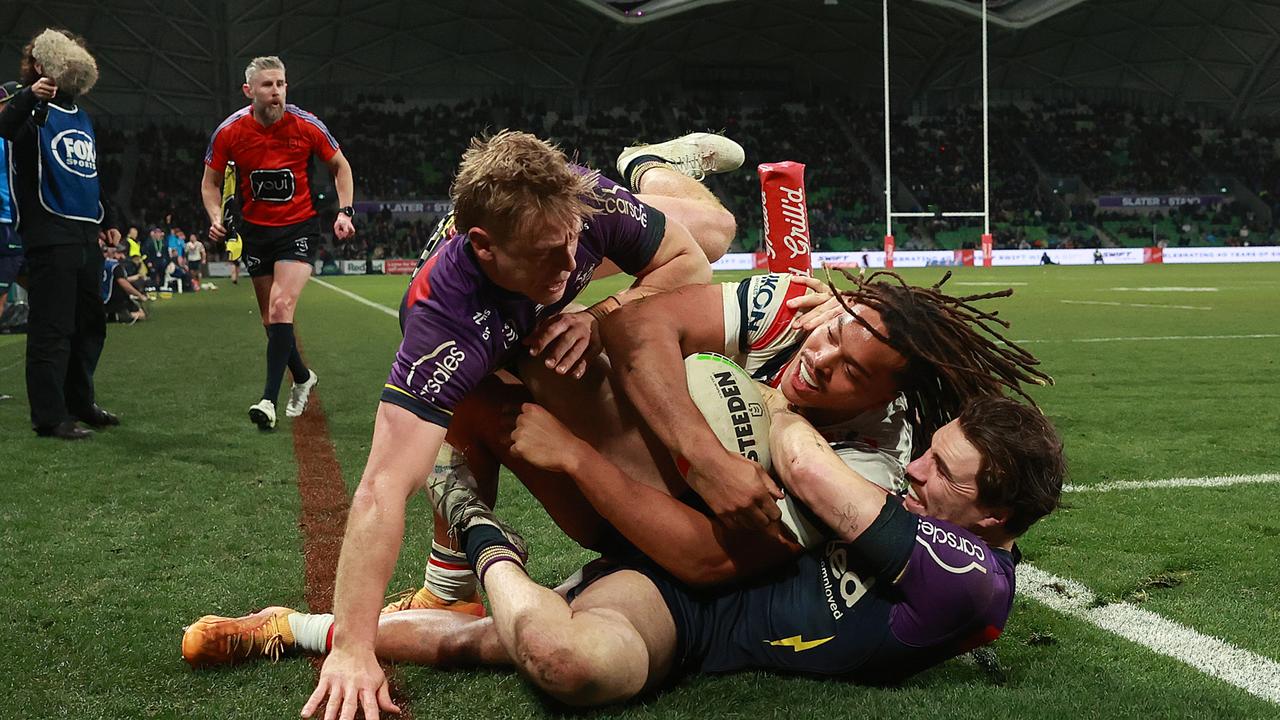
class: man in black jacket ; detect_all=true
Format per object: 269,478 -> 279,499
0,29 -> 120,439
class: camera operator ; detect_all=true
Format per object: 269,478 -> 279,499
0,29 -> 121,439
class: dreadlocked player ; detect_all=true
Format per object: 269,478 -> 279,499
599,268 -> 1053,530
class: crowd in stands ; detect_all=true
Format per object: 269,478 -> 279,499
98,96 -> 1280,263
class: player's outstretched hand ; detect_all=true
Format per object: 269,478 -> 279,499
303,648 -> 400,720
687,452 -> 783,531
509,403 -> 584,474
786,275 -> 845,332
334,214 -> 356,240
525,310 -> 600,380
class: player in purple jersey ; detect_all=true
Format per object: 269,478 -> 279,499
296,129 -> 712,720
181,393 -> 1063,710
384,132 -> 751,617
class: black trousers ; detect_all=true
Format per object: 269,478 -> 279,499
24,237 -> 106,430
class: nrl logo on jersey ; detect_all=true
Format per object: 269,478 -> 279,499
52,129 -> 97,178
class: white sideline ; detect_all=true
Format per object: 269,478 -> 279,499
1060,299 -> 1212,311
1015,333 -> 1280,344
1109,286 -> 1220,292
310,277 -> 399,319
1065,473 -> 1280,493
1019,564 -> 1280,705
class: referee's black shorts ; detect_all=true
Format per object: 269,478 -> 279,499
240,216 -> 321,277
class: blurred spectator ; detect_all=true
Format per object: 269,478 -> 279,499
185,231 -> 206,287
103,243 -> 148,323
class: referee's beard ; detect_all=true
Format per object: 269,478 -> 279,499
255,101 -> 284,125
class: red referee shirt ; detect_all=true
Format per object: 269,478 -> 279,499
205,104 -> 340,227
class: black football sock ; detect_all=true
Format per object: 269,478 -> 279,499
263,323 -> 295,403
622,153 -> 670,191
287,345 -> 310,384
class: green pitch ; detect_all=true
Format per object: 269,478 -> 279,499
0,263 -> 1276,719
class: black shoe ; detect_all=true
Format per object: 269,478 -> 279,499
75,405 -> 121,428
35,420 -> 93,440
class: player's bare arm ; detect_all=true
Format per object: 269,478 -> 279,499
310,403 -> 440,720
199,165 -> 226,240
769,407 -> 890,542
510,403 -> 802,586
527,207 -> 711,379
601,284 -> 783,531
325,150 -> 355,240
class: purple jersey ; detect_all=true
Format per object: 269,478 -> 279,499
655,501 -> 1015,682
381,170 -> 665,427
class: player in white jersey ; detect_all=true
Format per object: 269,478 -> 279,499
716,272 -> 913,496
600,269 -> 1051,537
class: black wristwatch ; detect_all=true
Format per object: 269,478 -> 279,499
338,205 -> 355,217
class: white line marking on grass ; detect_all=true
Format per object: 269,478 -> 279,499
1019,564 -> 1280,704
1109,287 -> 1220,292
1060,299 -> 1212,311
1014,333 -> 1280,344
310,277 -> 398,319
1065,473 -> 1280,493
953,281 -> 1028,286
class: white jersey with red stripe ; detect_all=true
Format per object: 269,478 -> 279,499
720,273 -> 912,496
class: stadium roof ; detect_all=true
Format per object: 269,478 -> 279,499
4,0 -> 1280,121
579,0 -> 1092,28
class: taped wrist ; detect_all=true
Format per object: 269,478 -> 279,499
584,295 -> 623,323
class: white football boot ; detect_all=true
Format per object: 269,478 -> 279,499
616,132 -> 745,183
285,370 -> 318,418
248,399 -> 277,430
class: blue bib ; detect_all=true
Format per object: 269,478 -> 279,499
101,258 -> 118,303
38,104 -> 103,223
0,139 -> 13,224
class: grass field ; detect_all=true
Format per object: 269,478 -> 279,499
1,263 -> 1277,720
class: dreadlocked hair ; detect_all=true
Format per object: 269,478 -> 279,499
825,267 -> 1053,457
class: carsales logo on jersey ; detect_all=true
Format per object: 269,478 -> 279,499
407,341 -> 467,397
51,129 -> 97,178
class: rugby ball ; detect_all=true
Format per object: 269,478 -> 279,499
684,352 -> 827,549
684,353 -> 770,470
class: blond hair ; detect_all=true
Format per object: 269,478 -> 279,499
450,130 -> 599,240
244,56 -> 285,84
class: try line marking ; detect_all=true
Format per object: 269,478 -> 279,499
1019,564 -> 1280,705
1015,333 -> 1279,344
1060,299 -> 1212,311
311,277 -> 399,318
1065,473 -> 1280,493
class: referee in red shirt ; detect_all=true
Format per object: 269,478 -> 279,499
200,56 -> 355,430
